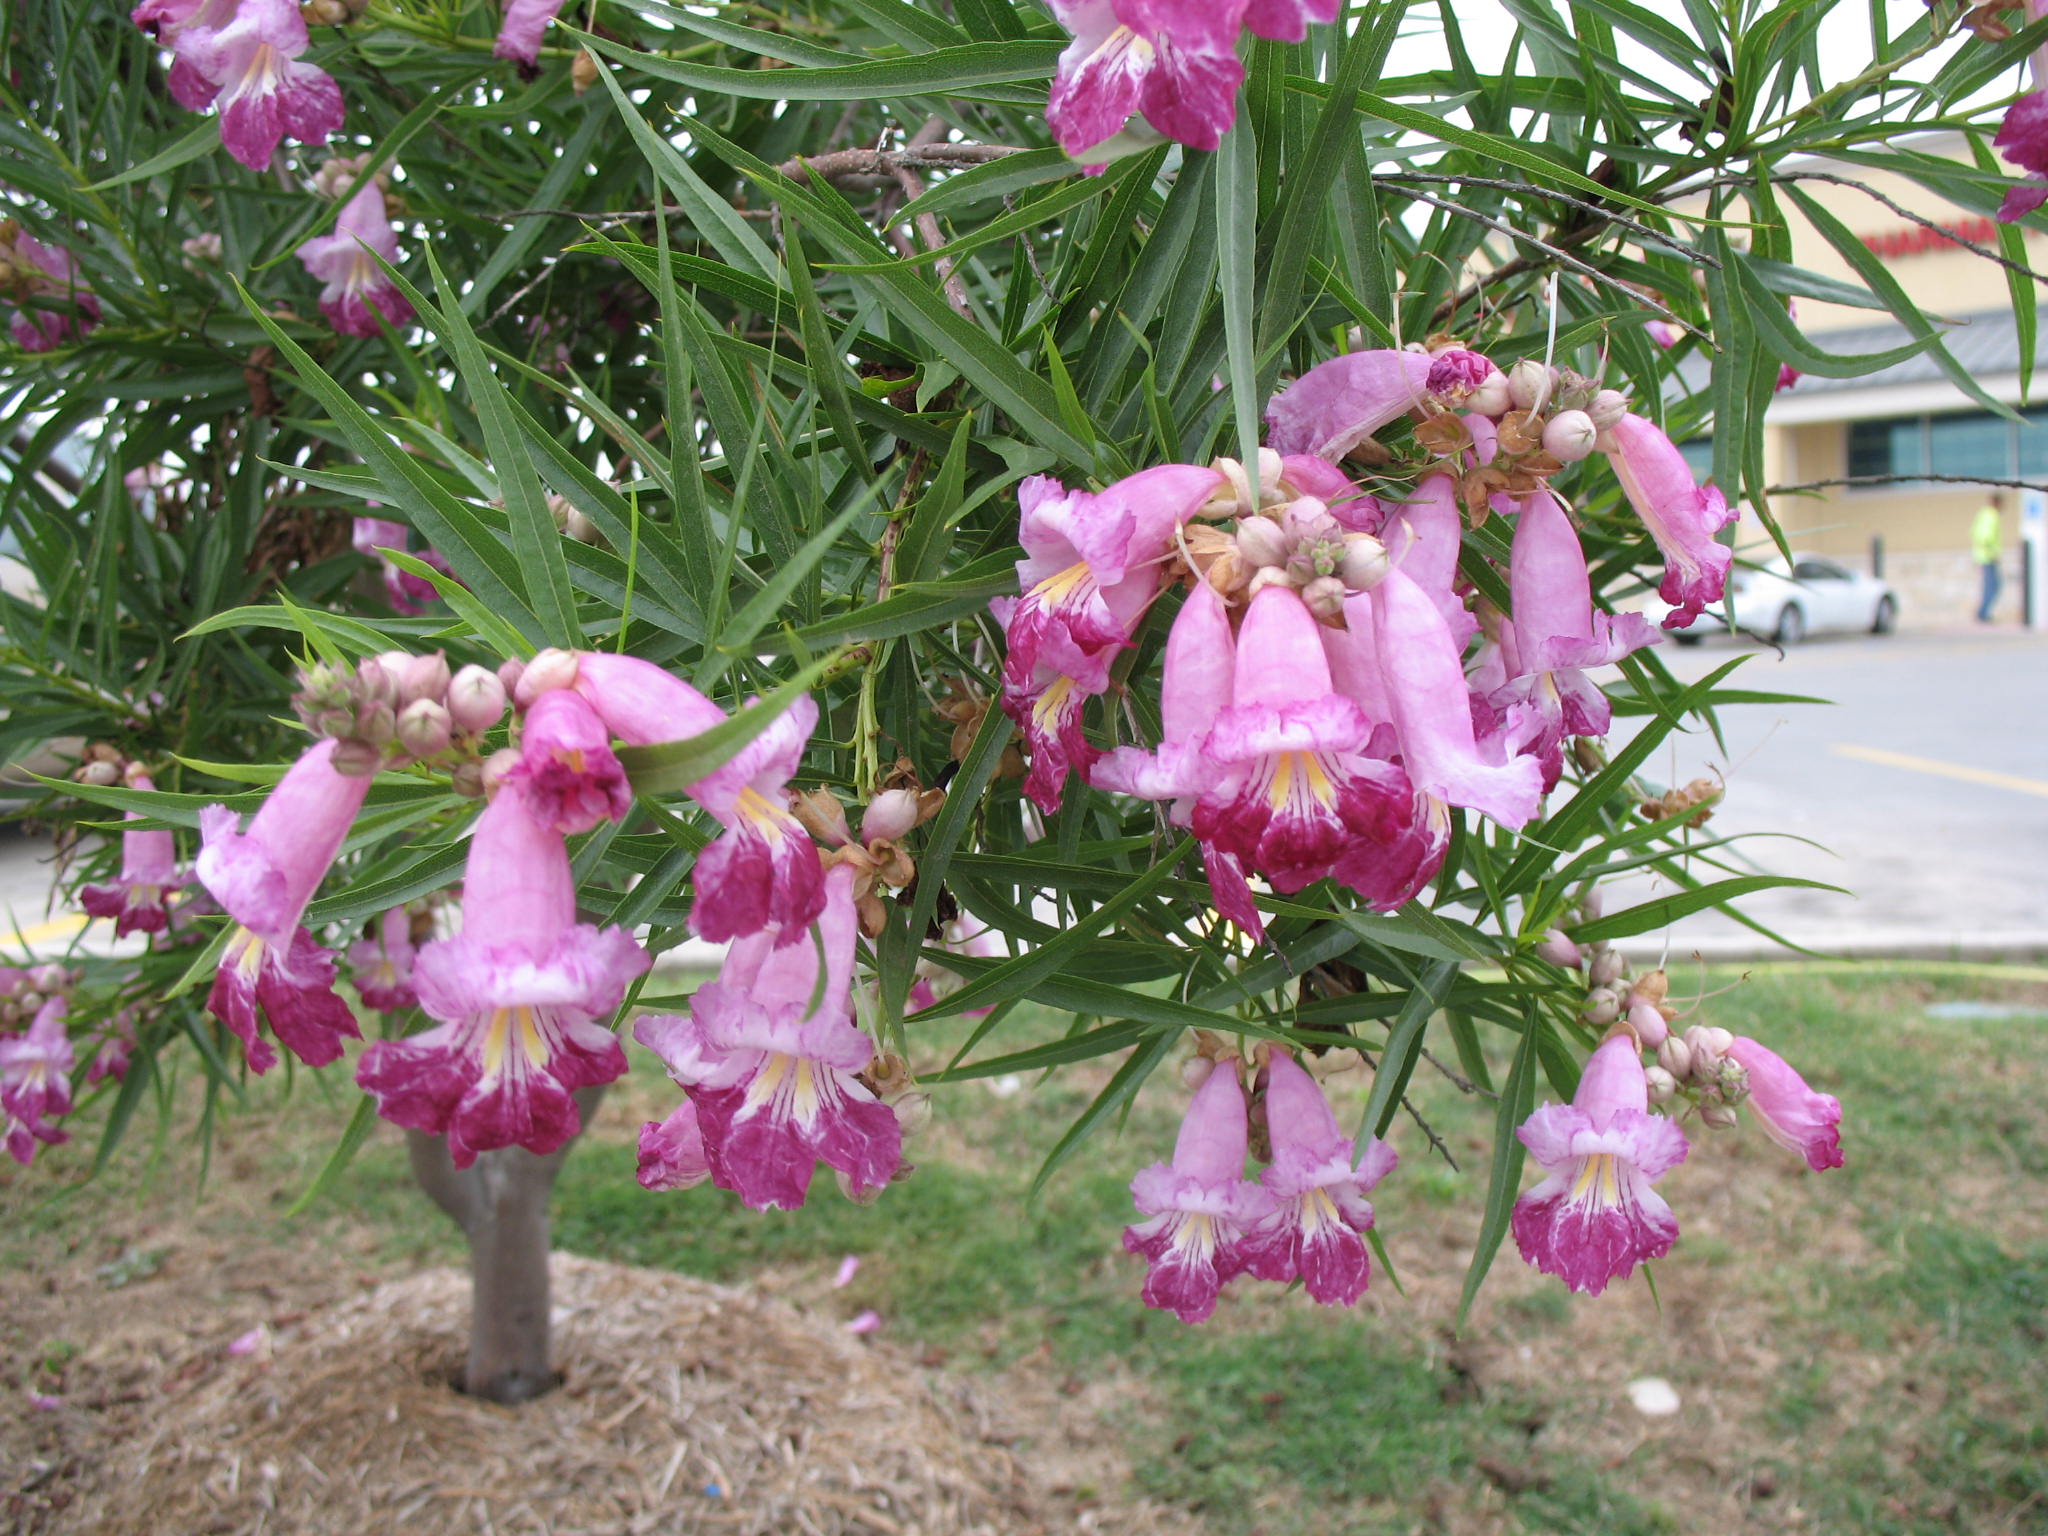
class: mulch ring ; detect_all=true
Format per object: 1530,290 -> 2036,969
10,1254 -> 1194,1536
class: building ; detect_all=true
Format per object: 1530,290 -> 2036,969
1682,132 -> 2048,624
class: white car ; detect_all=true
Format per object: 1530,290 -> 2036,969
1656,554 -> 1898,644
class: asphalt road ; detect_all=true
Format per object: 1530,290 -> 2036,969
3,624 -> 2044,965
1598,623 -> 2048,959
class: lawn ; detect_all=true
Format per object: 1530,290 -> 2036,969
5,965 -> 2047,1535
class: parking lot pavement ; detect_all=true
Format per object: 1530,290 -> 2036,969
1599,626 -> 2048,960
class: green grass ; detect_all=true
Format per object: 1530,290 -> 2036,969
7,968 -> 2048,1535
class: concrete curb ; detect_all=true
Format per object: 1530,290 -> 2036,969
1615,930 -> 2048,966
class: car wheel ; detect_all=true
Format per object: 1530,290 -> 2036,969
1772,604 -> 1806,645
1672,631 -> 1703,647
1871,595 -> 1897,635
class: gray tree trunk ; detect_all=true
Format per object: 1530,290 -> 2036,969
404,1082 -> 606,1405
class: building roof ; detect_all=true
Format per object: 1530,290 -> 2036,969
1674,307 -> 2048,424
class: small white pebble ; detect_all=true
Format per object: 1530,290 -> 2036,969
1626,1376 -> 1681,1417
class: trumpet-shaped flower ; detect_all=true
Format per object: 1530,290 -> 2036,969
195,739 -> 369,1073
1265,349 -> 1435,461
1124,1064 -> 1271,1323
570,651 -> 826,945
1725,1036 -> 1843,1171
1601,413 -> 1736,630
494,0 -> 567,69
510,688 -> 630,835
636,1099 -> 714,1191
1240,1052 -> 1396,1307
346,906 -> 419,1014
297,182 -> 413,339
635,864 -> 899,1212
995,466 -> 1220,813
1190,585 -> 1431,903
1044,0 -> 1245,161
80,772 -> 183,937
1511,1035 -> 1689,1295
355,785 -> 647,1166
175,0 -> 344,170
0,999 -> 74,1165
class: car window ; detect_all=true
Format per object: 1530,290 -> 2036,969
1792,558 -> 1848,581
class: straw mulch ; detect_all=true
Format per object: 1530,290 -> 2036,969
17,1255 -> 1195,1536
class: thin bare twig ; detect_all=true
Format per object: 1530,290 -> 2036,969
1770,472 -> 2048,494
1774,170 -> 2048,292
1375,171 -> 1710,265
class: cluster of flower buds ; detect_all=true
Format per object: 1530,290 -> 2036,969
1185,450 -> 1391,623
0,966 -> 79,1031
790,768 -> 945,937
299,0 -> 368,28
1646,1022 -> 1745,1122
1414,354 -> 1632,520
291,651 -> 506,781
0,220 -> 100,353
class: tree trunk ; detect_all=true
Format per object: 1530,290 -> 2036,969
403,1083 -> 607,1405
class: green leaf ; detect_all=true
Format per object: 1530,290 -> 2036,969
1457,1007 -> 1540,1330
615,652 -> 843,794
283,1096 -> 380,1217
1571,875 -> 1846,943
579,31 -> 1059,101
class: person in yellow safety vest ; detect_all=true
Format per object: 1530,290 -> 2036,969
1973,494 -> 2005,624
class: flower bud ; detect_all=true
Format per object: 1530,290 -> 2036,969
313,708 -> 356,741
789,787 -> 853,846
1535,929 -> 1582,969
1299,575 -> 1347,622
497,657 -> 526,698
330,737 -> 385,776
892,1091 -> 933,1139
1506,358 -> 1553,412
354,657 -> 397,707
1203,459 -> 1252,518
1587,389 -> 1630,431
355,701 -> 397,745
449,759 -> 486,798
1713,1057 -> 1750,1104
1577,888 -> 1604,921
76,760 -> 120,787
514,647 -> 580,706
1246,564 -> 1293,598
396,651 -> 449,708
302,0 -> 348,24
1338,533 -> 1390,590
1631,969 -> 1670,1006
1627,1000 -> 1669,1049
480,746 -> 522,795
1654,1034 -> 1693,1082
396,698 -> 453,758
1580,987 -> 1620,1026
1698,1100 -> 1740,1130
1589,948 -> 1626,989
1542,409 -> 1598,462
1467,370 -> 1511,418
447,665 -> 507,735
180,232 -> 223,263
1235,515 -> 1289,568
1180,1054 -> 1216,1090
1643,1065 -> 1677,1105
571,47 -> 600,94
1683,1023 -> 1732,1065
27,965 -> 68,994
862,788 -> 923,845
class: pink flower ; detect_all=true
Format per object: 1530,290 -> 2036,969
351,517 -> 446,612
1370,568 -> 1545,828
994,465 -> 1221,814
195,739 -> 370,1073
1124,1063 -> 1271,1323
346,906 -> 420,1013
1480,491 -> 1660,787
906,912 -> 1006,1017
1045,0 -> 1247,161
175,0 -> 345,171
1190,585 -> 1432,904
355,785 -> 648,1166
131,0 -> 238,109
1511,1035 -> 1689,1295
1265,350 -> 1435,461
510,689 -> 630,835
1239,1052 -> 1395,1307
571,651 -> 826,946
4,230 -> 101,353
1601,413 -> 1736,631
1725,1037 -> 1843,1171
80,772 -> 184,938
636,1099 -> 714,1191
494,0 -> 566,69
297,182 -> 412,339
0,999 -> 75,1165
84,1010 -> 138,1086
1380,473 -> 1476,648
634,864 -> 900,1212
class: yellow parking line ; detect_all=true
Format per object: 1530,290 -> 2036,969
1830,743 -> 2048,800
1,913 -> 90,948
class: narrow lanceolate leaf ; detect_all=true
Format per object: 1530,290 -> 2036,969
1458,1007 -> 1541,1331
1359,960 -> 1461,1139
1571,876 -> 1846,943
1216,121 -> 1263,484
578,32 -> 1059,102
